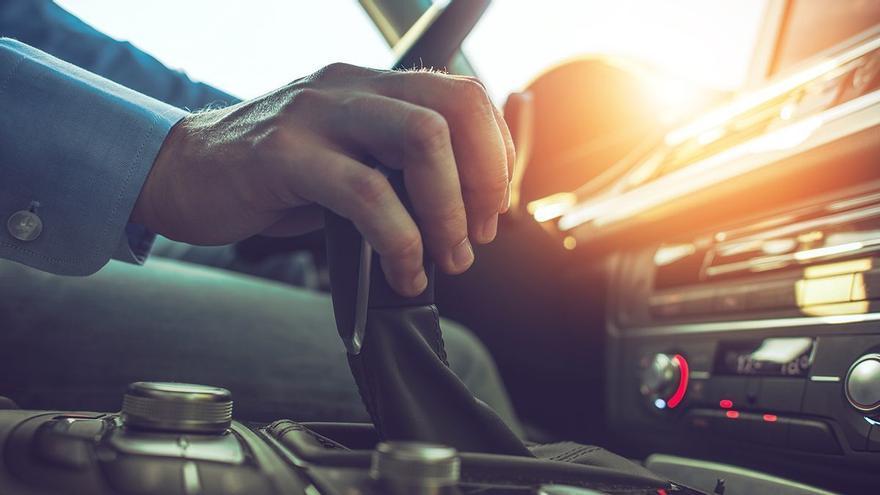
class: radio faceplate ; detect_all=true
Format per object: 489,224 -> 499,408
604,187 -> 880,494
606,323 -> 880,493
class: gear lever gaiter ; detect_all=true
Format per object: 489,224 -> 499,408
325,170 -> 530,457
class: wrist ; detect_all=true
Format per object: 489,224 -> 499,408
130,114 -> 190,231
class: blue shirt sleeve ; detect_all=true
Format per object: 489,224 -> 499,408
0,0 -> 242,274
0,38 -> 187,275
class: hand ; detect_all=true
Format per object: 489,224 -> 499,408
132,63 -> 514,296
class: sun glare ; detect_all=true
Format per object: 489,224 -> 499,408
464,0 -> 768,102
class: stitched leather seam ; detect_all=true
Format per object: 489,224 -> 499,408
428,304 -> 450,366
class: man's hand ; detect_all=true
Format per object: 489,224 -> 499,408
132,63 -> 514,296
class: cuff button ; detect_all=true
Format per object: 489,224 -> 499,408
7,210 -> 42,241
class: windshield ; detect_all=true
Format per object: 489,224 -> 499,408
463,0 -> 768,102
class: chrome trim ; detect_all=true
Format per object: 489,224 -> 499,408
646,454 -> 838,495
621,312 -> 880,337
182,461 -> 201,495
690,371 -> 712,380
561,89 -> 880,232
349,237 -> 372,355
665,33 -> 880,147
844,353 -> 880,413
349,164 -> 393,355
810,375 -> 841,383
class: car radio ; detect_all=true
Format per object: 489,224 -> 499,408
603,181 -> 880,492
561,12 -> 880,493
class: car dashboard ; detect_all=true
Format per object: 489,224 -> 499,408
533,26 -> 880,494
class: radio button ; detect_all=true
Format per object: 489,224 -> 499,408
745,283 -> 796,310
725,412 -> 788,448
714,291 -> 747,313
752,378 -> 806,413
684,409 -> 720,432
801,381 -> 836,417
706,377 -> 748,408
787,418 -> 842,455
795,274 -> 854,306
687,379 -> 710,405
859,269 -> 880,301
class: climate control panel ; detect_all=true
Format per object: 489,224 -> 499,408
608,329 -> 880,492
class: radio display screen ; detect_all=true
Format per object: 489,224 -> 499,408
714,337 -> 814,377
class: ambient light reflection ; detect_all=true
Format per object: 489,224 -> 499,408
797,258 -> 873,317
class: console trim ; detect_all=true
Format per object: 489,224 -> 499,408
619,312 -> 880,337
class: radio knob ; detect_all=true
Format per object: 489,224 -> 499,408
845,354 -> 880,413
121,382 -> 233,434
641,353 -> 689,410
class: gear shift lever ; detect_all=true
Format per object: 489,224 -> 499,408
325,165 -> 529,456
325,0 -> 529,457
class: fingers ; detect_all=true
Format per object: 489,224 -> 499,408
330,94 -> 473,275
374,72 -> 511,243
285,148 -> 428,296
454,76 -> 515,213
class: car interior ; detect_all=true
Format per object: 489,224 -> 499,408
1,0 -> 879,494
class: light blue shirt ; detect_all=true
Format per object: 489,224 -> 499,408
0,0 -> 237,275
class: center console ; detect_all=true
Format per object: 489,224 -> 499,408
0,381 -> 691,495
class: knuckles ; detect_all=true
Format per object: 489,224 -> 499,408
405,109 -> 451,156
348,168 -> 392,210
281,87 -> 330,115
311,62 -> 376,85
449,77 -> 492,115
387,230 -> 423,264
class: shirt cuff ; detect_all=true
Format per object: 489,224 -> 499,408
0,38 -> 187,275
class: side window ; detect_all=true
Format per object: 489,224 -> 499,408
56,0 -> 394,98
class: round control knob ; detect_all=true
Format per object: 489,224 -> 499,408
845,354 -> 880,413
370,441 -> 460,492
121,382 -> 233,433
640,353 -> 689,410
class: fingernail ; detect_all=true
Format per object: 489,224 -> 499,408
452,238 -> 474,271
411,270 -> 428,294
481,215 -> 498,243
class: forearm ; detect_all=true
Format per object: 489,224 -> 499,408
0,38 -> 186,275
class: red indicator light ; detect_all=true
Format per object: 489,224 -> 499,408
667,354 -> 689,409
763,414 -> 778,422
725,410 -> 740,419
719,399 -> 733,409
657,490 -> 668,495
